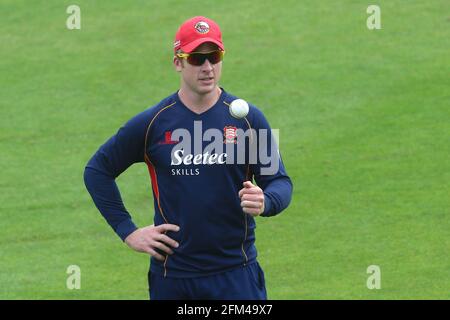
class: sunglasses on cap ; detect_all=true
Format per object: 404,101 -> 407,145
176,50 -> 225,66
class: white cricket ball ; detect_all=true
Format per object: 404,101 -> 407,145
229,99 -> 249,119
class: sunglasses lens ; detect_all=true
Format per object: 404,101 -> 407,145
187,51 -> 223,66
206,51 -> 222,64
187,54 -> 203,66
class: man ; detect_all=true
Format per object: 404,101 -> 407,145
84,16 -> 293,300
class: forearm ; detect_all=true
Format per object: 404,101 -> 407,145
261,176 -> 293,217
83,166 -> 137,241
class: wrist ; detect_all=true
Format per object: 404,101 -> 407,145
116,219 -> 138,242
260,194 -> 273,217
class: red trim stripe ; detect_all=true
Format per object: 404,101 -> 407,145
146,158 -> 159,201
145,155 -> 168,224
143,102 -> 177,278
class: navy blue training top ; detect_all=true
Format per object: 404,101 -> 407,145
84,88 -> 293,278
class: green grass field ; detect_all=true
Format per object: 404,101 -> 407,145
1,0 -> 449,299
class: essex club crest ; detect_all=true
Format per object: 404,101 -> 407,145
224,126 -> 237,144
194,21 -> 210,34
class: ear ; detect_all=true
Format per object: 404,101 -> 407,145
173,56 -> 183,72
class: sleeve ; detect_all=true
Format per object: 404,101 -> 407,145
249,107 -> 293,217
83,110 -> 151,241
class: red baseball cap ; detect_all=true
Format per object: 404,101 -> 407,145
174,16 -> 225,54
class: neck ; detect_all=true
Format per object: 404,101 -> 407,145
178,86 -> 222,114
